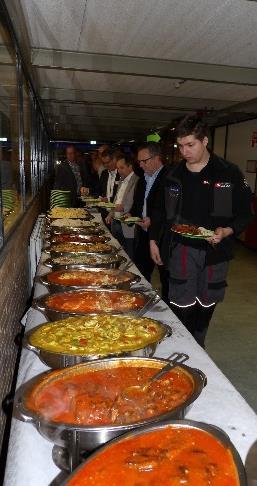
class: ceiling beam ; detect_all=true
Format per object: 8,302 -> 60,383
32,48 -> 257,86
56,126 -> 148,135
52,119 -> 160,130
45,104 -> 187,120
49,112 -> 173,124
220,96 -> 257,114
40,87 -> 232,110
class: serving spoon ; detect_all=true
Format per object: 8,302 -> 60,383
115,259 -> 134,277
111,352 -> 189,417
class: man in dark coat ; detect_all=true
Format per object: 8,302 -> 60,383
54,145 -> 87,207
128,142 -> 169,303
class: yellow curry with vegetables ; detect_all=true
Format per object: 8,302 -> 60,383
29,315 -> 167,355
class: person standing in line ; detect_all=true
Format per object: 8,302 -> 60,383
150,116 -> 254,346
98,148 -> 121,227
96,145 -> 110,177
127,142 -> 170,303
54,145 -> 88,207
99,148 -> 121,202
105,153 -> 139,259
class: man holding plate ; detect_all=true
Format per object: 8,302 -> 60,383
105,153 -> 139,259
150,116 -> 253,347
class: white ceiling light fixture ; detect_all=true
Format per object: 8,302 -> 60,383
0,137 -> 8,141
90,140 -> 97,145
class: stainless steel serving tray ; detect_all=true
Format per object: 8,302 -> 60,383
14,355 -> 206,455
43,255 -> 127,270
46,216 -> 94,225
50,226 -> 106,236
48,223 -> 102,234
38,268 -> 141,292
43,234 -> 111,249
23,315 -> 172,368
63,419 -> 247,484
44,241 -> 120,259
33,288 -> 160,320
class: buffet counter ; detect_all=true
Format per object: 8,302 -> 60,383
4,214 -> 257,486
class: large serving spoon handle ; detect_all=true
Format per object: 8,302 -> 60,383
110,352 -> 189,420
147,352 -> 189,387
121,352 -> 189,397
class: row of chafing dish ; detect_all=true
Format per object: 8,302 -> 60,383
14,210 -> 247,484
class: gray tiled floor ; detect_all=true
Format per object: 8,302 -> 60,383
206,243 -> 257,412
152,243 -> 257,412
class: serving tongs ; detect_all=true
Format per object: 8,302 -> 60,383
115,259 -> 134,276
110,352 -> 189,420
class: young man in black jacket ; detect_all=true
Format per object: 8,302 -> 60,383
150,116 -> 254,346
128,142 -> 169,303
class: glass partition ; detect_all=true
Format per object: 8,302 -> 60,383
23,77 -> 32,204
0,20 -> 22,239
0,6 -> 51,248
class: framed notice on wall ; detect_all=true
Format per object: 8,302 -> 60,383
246,160 -> 257,173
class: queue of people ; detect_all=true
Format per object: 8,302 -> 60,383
53,116 -> 254,347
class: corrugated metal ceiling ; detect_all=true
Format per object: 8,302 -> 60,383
12,0 -> 257,140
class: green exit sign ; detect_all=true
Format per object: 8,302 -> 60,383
146,132 -> 161,142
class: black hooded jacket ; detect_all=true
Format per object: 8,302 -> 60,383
149,154 -> 254,266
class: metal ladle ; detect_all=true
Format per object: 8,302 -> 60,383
111,352 -> 189,417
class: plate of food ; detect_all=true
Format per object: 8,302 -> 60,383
115,216 -> 143,224
96,202 -> 117,209
171,224 -> 214,239
81,196 -> 101,203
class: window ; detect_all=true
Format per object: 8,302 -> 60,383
23,78 -> 32,204
0,8 -> 50,248
0,19 -> 22,240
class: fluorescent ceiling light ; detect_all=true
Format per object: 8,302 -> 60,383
0,137 -> 7,141
90,140 -> 97,145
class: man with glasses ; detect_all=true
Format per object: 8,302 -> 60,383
128,142 -> 169,303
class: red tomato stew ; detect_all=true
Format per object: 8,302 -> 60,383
26,366 -> 193,425
68,426 -> 240,486
45,290 -> 145,313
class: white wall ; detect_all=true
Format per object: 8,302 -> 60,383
213,126 -> 226,158
214,119 -> 257,192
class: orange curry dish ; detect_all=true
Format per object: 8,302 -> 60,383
68,426 -> 240,486
26,366 -> 193,426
